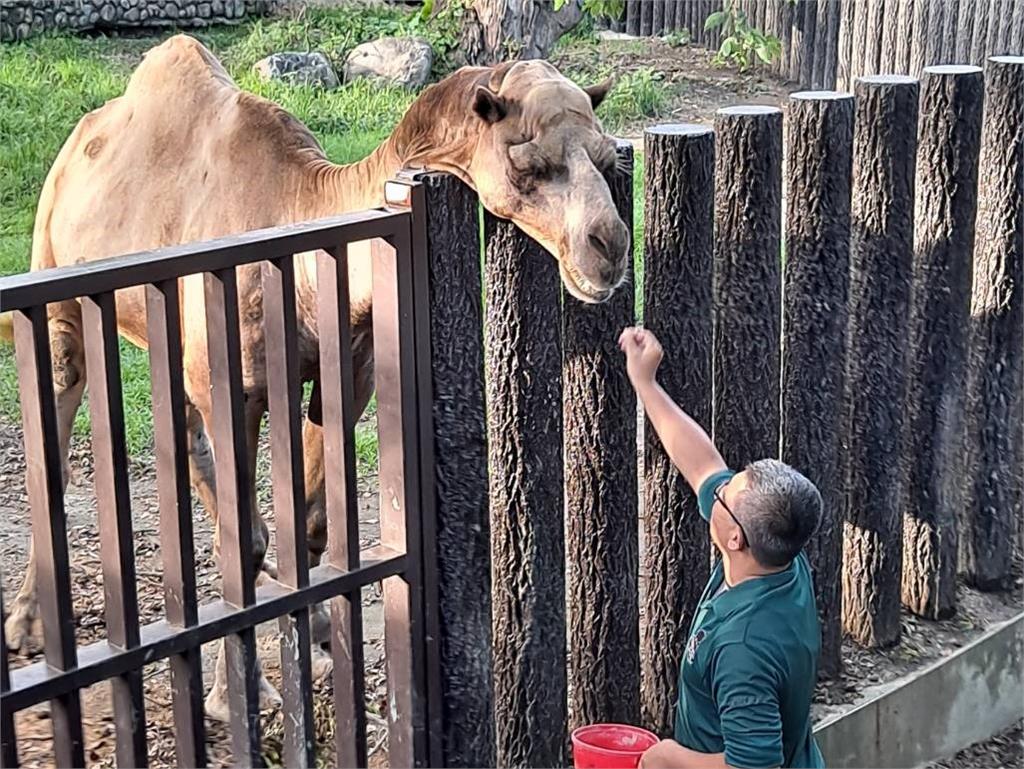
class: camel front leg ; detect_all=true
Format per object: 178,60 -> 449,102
6,300 -> 86,654
201,396 -> 281,722
302,364 -> 375,647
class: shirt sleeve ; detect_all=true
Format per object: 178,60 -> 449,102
697,469 -> 737,522
711,642 -> 784,769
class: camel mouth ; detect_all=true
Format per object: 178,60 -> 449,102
560,261 -> 613,304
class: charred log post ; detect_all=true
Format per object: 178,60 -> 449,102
419,173 -> 494,767
783,91 -> 855,679
639,125 -> 714,735
626,0 -> 641,37
900,65 -> 984,621
712,106 -> 782,469
961,56 -> 1024,590
837,0 -> 857,90
895,0 -> 917,75
564,142 -> 639,731
841,75 -> 918,649
486,212 -> 566,769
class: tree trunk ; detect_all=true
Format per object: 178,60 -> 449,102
564,143 -> 640,732
900,65 -> 984,621
819,0 -> 842,89
910,0 -> 930,76
460,0 -> 584,65
880,0 -> 901,77
486,213 -> 566,768
842,75 -> 918,649
419,173 -> 495,768
640,124 -> 714,736
850,0 -> 870,82
960,56 -> 1024,590
955,0 -> 976,65
783,91 -> 855,679
626,0 -> 640,36
799,0 -> 818,88
894,0 -> 916,75
837,0 -> 857,90
713,106 -> 783,470
652,0 -> 665,35
971,0 -> 991,64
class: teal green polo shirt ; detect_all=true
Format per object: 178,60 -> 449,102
674,469 -> 824,768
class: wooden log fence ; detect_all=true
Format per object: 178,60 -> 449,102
485,211 -> 567,768
900,65 -> 984,621
712,105 -> 783,469
4,57 -> 1024,769
564,143 -> 640,732
782,90 -> 854,679
960,56 -> 1024,590
640,124 -> 714,735
613,0 -> 1023,90
842,75 -> 918,649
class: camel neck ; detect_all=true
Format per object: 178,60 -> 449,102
317,140 -> 404,214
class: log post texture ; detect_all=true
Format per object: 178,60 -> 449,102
712,106 -> 782,470
486,211 -> 566,769
896,0 -> 917,75
564,142 -> 639,731
961,56 -> 1024,589
837,0 -> 856,90
782,91 -> 854,679
640,124 -> 714,735
900,65 -> 984,621
419,173 -> 494,767
626,0 -> 640,37
841,75 -> 918,649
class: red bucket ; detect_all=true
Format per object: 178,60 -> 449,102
571,724 -> 660,769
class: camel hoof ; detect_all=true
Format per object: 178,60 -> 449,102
261,559 -> 279,580
4,605 -> 41,656
311,645 -> 334,682
204,675 -> 282,720
204,685 -> 231,723
310,603 -> 331,646
259,675 -> 282,711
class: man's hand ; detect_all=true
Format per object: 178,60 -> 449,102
619,326 -> 664,386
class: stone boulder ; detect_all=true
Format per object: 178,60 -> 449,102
342,37 -> 433,90
253,52 -> 339,89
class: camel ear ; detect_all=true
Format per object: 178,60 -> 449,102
584,78 -> 614,110
472,86 -> 508,124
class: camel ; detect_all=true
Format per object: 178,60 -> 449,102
3,34 -> 630,718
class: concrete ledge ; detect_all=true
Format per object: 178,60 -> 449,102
814,612 -> 1024,768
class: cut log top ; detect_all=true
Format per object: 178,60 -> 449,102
990,55 -> 1024,64
645,123 -> 713,136
790,90 -> 854,101
717,105 -> 783,117
856,74 -> 919,86
924,64 -> 984,75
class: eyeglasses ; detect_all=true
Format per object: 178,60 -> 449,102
714,480 -> 749,547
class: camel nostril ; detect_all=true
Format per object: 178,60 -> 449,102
588,232 -> 611,260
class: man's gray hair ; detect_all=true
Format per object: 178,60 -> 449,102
737,459 -> 822,568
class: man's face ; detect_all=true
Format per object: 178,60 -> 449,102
710,471 -> 750,555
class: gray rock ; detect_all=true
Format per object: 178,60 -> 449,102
9,7 -> 23,23
100,3 -> 116,21
16,22 -> 31,39
125,7 -> 139,21
342,36 -> 433,90
211,0 -> 222,12
55,11 -> 67,25
253,52 -> 340,89
164,2 -> 178,17
198,2 -> 210,17
185,3 -> 195,15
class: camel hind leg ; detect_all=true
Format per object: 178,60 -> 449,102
5,300 -> 86,654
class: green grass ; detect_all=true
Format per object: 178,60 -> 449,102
0,6 -> 662,461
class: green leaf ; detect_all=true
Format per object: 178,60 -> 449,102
719,36 -> 737,57
705,10 -> 727,30
755,43 -> 771,62
554,0 -> 567,9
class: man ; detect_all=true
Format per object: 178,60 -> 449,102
619,327 -> 825,769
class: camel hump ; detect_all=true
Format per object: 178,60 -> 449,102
131,33 -> 234,93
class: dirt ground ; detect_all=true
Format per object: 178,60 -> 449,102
551,35 -> 795,140
929,720 -> 1024,769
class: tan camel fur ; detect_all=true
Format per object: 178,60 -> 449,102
4,34 -> 630,717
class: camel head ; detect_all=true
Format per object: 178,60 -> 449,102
400,60 -> 630,304
468,61 -> 629,303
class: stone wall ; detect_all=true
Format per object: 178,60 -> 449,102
1,0 -> 284,43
